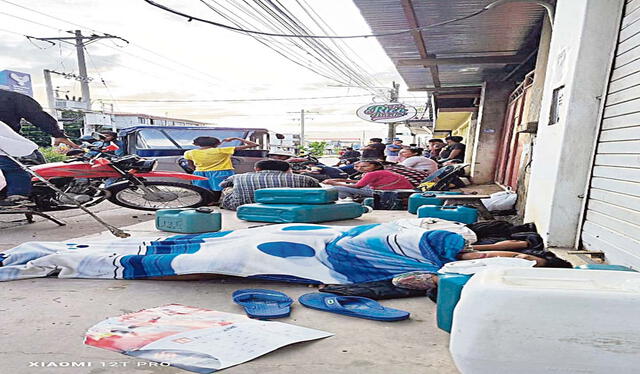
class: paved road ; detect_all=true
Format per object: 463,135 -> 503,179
0,201 -> 155,249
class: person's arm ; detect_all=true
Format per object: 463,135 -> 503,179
323,178 -> 358,187
16,94 -> 79,148
221,137 -> 259,150
399,157 -> 417,168
448,148 -> 462,160
183,150 -> 196,170
219,175 -> 234,188
304,176 -> 321,187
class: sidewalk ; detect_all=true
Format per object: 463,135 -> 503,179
0,209 -> 459,374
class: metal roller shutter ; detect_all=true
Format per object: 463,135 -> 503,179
581,0 -> 640,267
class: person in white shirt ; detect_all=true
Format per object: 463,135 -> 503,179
399,147 -> 438,175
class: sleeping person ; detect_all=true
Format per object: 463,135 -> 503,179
0,219 -> 570,284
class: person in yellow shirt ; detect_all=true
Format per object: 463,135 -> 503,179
184,136 -> 259,204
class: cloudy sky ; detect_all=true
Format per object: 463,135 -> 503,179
0,0 -> 428,139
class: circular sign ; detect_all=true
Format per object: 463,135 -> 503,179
356,102 -> 417,123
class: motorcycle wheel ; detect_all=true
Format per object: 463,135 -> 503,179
106,181 -> 213,211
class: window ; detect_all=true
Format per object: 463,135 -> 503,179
134,128 -> 248,149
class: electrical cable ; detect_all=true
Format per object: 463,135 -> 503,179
296,0 -> 385,89
243,0 -> 384,96
83,46 -> 119,111
144,0 -> 490,39
263,0 -> 377,90
200,0 -> 352,85
0,11 -> 66,32
95,93 -> 372,102
0,26 -> 28,37
0,0 -> 232,87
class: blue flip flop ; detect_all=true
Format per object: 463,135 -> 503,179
298,293 -> 410,322
232,289 -> 293,319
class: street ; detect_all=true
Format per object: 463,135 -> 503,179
0,209 -> 459,374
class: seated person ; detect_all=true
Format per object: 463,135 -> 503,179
220,159 -> 320,210
382,162 -> 431,188
323,160 -> 414,200
86,131 -> 125,157
399,147 -> 438,175
299,163 -> 348,182
426,138 -> 445,160
438,136 -> 466,163
335,147 -> 361,165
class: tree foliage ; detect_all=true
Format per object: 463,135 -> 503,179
308,141 -> 328,156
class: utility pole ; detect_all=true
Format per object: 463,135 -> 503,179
288,109 -> 318,154
387,81 -> 401,142
43,69 -> 57,119
32,30 -> 128,134
74,30 -> 91,111
300,109 -> 305,148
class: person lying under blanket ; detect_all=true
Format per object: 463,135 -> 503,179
0,218 -> 570,284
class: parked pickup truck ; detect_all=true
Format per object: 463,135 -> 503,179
117,126 -> 275,174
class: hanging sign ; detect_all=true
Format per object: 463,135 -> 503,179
0,70 -> 33,97
356,102 -> 417,123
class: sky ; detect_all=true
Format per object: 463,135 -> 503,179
0,0 -> 429,140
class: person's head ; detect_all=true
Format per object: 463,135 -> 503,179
254,159 -> 291,172
369,137 -> 382,144
457,250 -> 573,268
267,151 -> 295,160
393,139 -> 403,145
445,136 -> 463,145
354,160 -> 384,173
345,147 -> 353,151
193,136 -> 221,148
99,131 -> 118,142
399,147 -> 423,159
428,138 -> 445,150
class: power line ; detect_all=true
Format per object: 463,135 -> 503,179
0,0 -> 89,31
96,93 -> 372,103
0,0 -> 232,87
144,0 -> 492,39
200,0 -> 350,86
199,0 -> 385,98
0,11 -> 65,32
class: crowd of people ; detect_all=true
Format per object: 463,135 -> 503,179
175,135 -> 469,208
0,89 -> 572,296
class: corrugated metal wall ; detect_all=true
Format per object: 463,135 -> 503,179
581,0 -> 640,267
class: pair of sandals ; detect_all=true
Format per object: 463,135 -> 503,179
232,288 -> 410,322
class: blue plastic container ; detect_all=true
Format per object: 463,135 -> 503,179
363,198 -> 374,208
237,202 -> 369,223
576,264 -> 636,272
417,205 -> 478,224
408,191 -> 462,214
437,273 -> 473,333
156,207 -> 222,233
254,188 -> 338,204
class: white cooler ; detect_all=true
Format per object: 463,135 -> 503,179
449,268 -> 640,374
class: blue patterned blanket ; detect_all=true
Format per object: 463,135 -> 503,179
0,220 -> 465,284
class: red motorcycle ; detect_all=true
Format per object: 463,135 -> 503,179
23,145 -> 214,212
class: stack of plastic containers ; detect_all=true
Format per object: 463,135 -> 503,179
449,267 -> 640,373
236,188 -> 370,223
